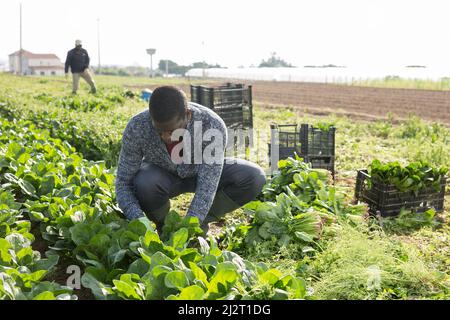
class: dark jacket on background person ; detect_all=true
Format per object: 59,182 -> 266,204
65,47 -> 90,73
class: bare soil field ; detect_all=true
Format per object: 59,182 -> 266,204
251,81 -> 450,125
126,80 -> 450,125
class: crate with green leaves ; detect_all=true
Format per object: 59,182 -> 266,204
268,123 -> 336,177
355,160 -> 448,217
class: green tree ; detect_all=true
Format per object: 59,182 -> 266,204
158,60 -> 179,71
259,52 -> 294,68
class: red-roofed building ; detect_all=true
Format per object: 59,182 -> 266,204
9,49 -> 64,76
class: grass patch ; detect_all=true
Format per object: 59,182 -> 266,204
308,221 -> 449,299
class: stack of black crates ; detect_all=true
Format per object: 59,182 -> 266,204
354,170 -> 446,217
190,83 -> 253,130
269,123 -> 336,178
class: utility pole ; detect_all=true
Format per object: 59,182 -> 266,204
165,59 -> 168,77
146,48 -> 156,77
19,2 -> 23,75
97,18 -> 101,74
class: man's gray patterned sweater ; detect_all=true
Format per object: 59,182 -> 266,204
115,102 -> 228,223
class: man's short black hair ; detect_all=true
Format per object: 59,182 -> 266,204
149,86 -> 187,123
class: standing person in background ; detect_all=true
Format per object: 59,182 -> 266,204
65,39 -> 97,94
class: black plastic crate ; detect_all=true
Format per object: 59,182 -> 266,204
299,124 -> 335,157
268,145 -> 302,163
189,83 -> 253,129
268,124 -> 300,166
355,169 -> 446,217
303,155 -> 335,173
202,83 -> 244,107
190,85 -> 201,104
268,123 -> 335,177
213,103 -> 253,129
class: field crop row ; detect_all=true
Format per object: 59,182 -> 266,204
0,73 -> 449,300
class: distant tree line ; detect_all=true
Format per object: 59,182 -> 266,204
92,52 -> 301,76
92,61 -> 223,77
93,66 -> 150,77
158,60 -> 223,75
259,52 -> 294,68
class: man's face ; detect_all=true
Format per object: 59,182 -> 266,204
152,109 -> 191,145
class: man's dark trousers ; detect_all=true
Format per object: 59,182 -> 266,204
133,158 -> 266,231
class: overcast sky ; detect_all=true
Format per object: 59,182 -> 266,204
1,0 -> 450,69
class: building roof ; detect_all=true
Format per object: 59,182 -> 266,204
9,49 -> 60,60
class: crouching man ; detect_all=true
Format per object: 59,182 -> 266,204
115,86 -> 266,233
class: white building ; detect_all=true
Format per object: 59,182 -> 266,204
9,49 -> 64,76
